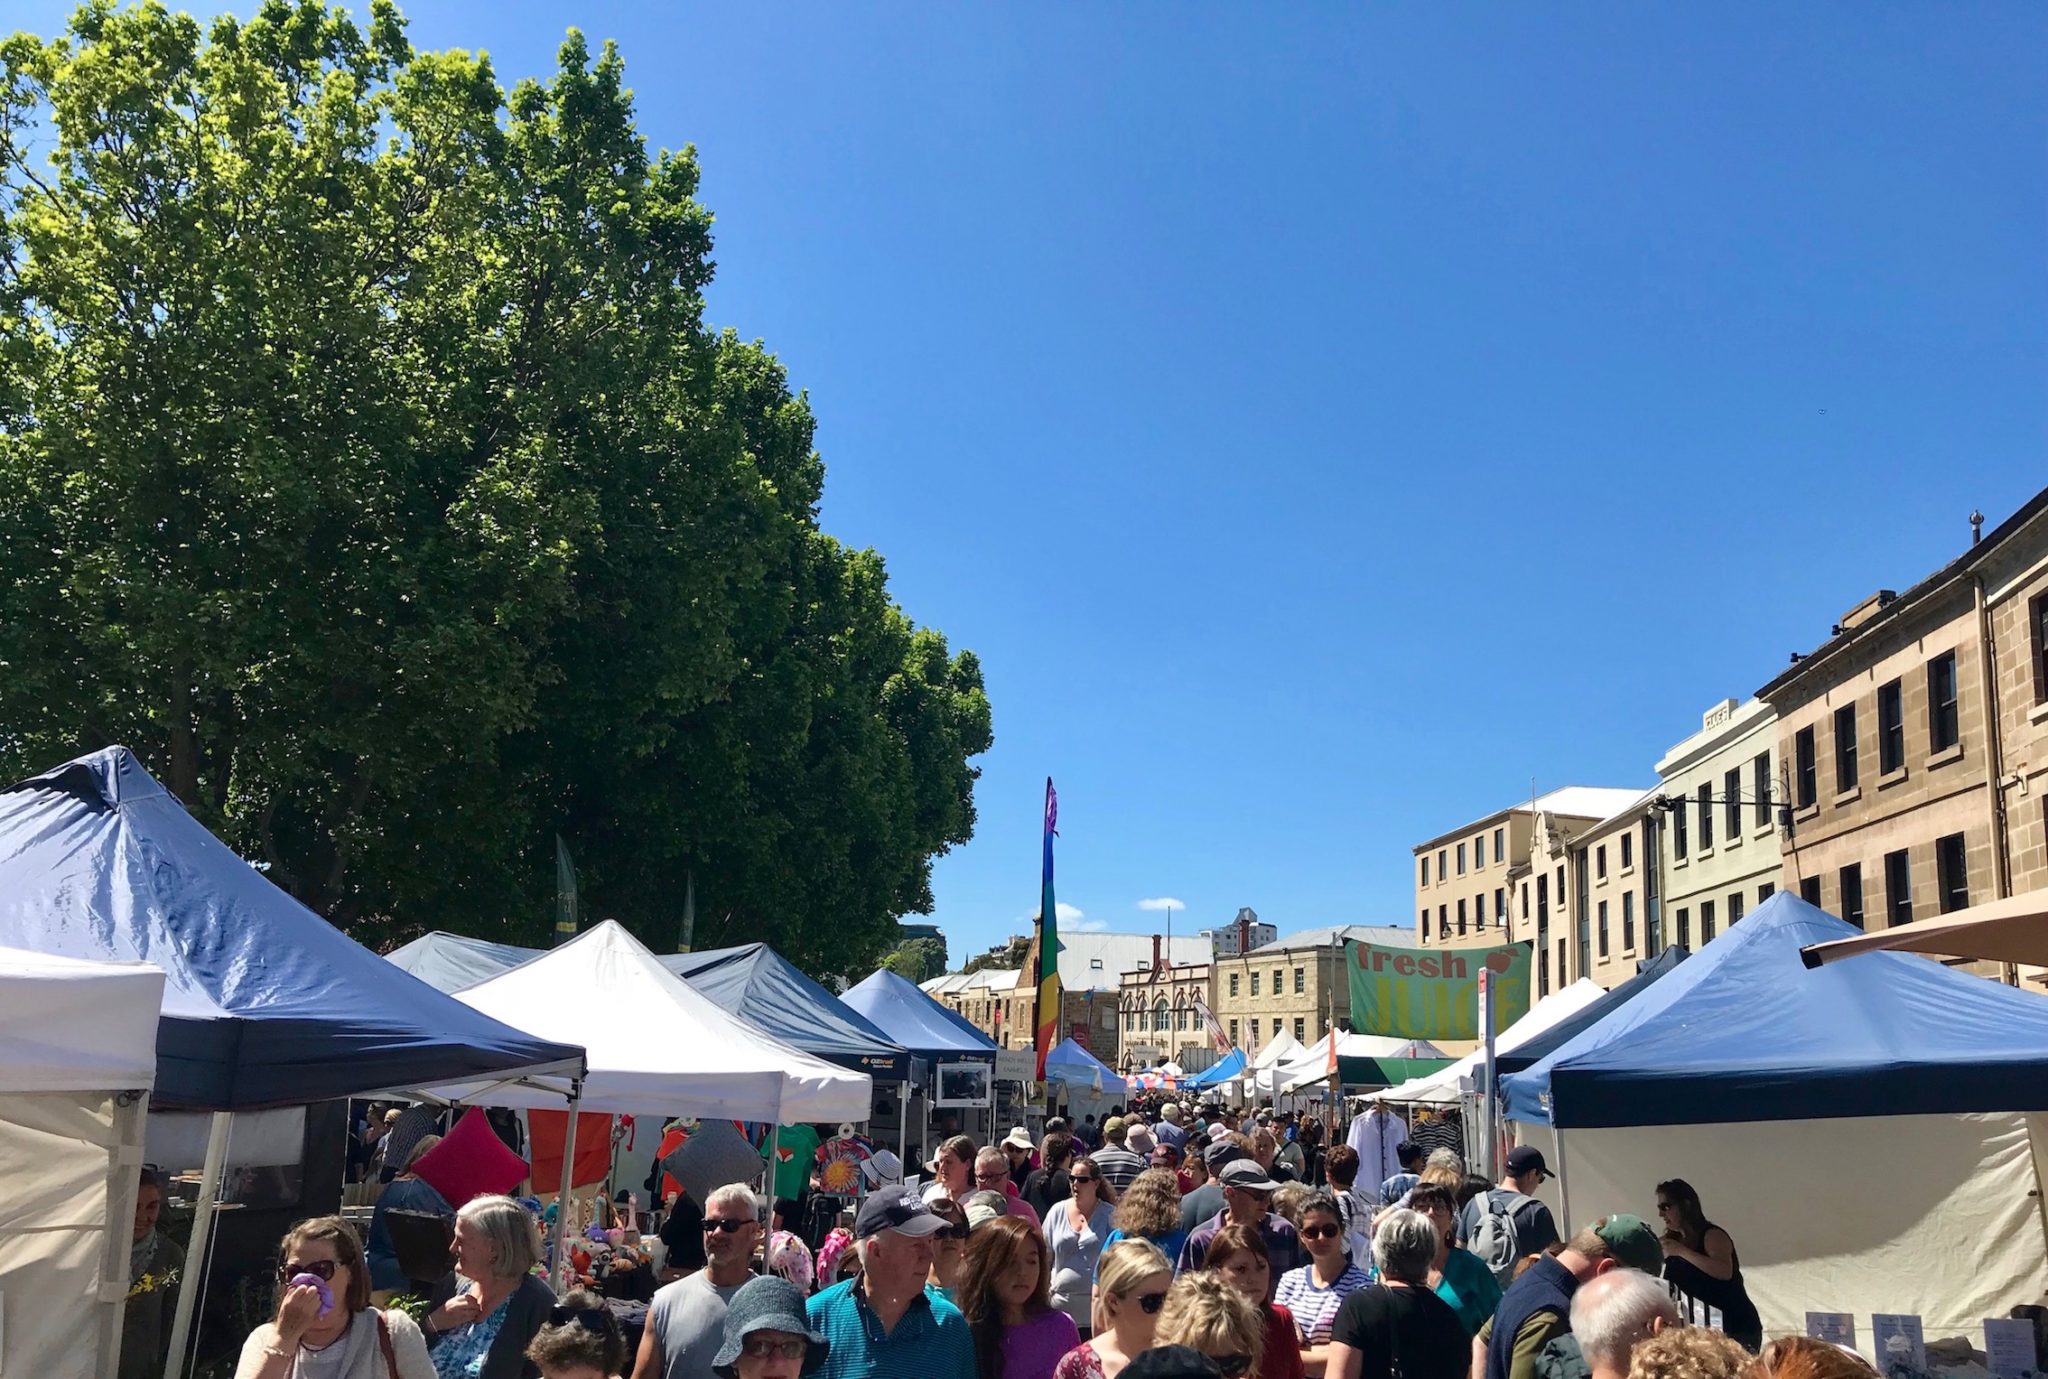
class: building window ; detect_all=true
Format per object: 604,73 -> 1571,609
1885,849 -> 1912,927
1438,905 -> 1448,938
1728,891 -> 1744,926
1723,768 -> 1741,837
1800,875 -> 1822,906
1438,849 -> 1447,879
1698,783 -> 1714,850
1673,794 -> 1688,859
1596,845 -> 1607,880
1622,892 -> 1635,950
1753,753 -> 1772,828
1521,882 -> 1530,920
1701,898 -> 1716,943
1248,1019 -> 1258,1045
1597,900 -> 1609,957
1795,727 -> 1817,808
1538,948 -> 1549,996
1229,973 -> 1240,997
1494,826 -> 1505,859
1475,834 -> 1487,867
1420,856 -> 1429,887
1293,1018 -> 1305,1042
1457,898 -> 1467,934
1621,832 -> 1633,870
1759,882 -> 1775,903
1418,908 -> 1428,935
1877,679 -> 1904,775
1928,652 -> 1959,753
1230,1019 -> 1239,1045
2032,593 -> 2048,703
1293,967 -> 1304,994
1250,972 -> 1260,996
1936,833 -> 1969,913
1457,842 -> 1466,876
1153,999 -> 1169,1032
1576,908 -> 1591,978
1272,967 -> 1283,996
1495,887 -> 1505,925
1537,873 -> 1549,926
1676,907 -> 1690,949
1840,863 -> 1864,929
1833,704 -> 1858,793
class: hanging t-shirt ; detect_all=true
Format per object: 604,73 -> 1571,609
764,1123 -> 821,1201
815,1134 -> 874,1197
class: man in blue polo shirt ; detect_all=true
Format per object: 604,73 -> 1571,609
806,1183 -> 973,1379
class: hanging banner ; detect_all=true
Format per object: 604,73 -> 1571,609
1346,940 -> 1531,1041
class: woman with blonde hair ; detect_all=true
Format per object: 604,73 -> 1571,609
1052,1239 -> 1171,1379
235,1216 -> 435,1378
1204,1223 -> 1304,1379
1156,1270 -> 1263,1378
1627,1324 -> 1754,1379
1101,1167 -> 1187,1265
425,1194 -> 556,1379
958,1214 -> 1079,1379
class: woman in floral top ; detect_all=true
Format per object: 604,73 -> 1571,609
1052,1240 -> 1171,1379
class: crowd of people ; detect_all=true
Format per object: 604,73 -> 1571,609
175,1098 -> 1855,1379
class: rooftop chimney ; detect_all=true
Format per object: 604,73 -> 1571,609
1971,510 -> 1986,545
1151,933 -> 1163,973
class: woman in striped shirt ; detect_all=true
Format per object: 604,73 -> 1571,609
1273,1195 -> 1372,1376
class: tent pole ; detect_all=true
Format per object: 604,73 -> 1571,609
764,1123 -> 781,1241
1551,1123 -> 1572,1232
549,1083 -> 584,1291
164,1109 -> 232,1379
898,1079 -> 909,1165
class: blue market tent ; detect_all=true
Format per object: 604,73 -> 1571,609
1042,1037 -> 1127,1093
0,748 -> 585,1110
1495,892 -> 2048,1334
386,931 -> 539,993
842,968 -> 996,1065
1183,1047 -> 1247,1088
1502,893 -> 2048,1127
663,944 -> 910,1077
1491,944 -> 1687,1080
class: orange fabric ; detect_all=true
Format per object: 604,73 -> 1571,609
528,1110 -> 614,1193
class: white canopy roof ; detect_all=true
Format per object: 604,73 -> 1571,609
1272,1031 -> 1446,1092
0,945 -> 163,1093
1250,1031 -> 1307,1070
425,921 -> 872,1122
1376,978 -> 1607,1104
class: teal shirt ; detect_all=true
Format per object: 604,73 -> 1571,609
1434,1247 -> 1505,1337
808,1277 -> 975,1379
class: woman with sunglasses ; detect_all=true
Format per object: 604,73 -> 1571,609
1156,1270 -> 1263,1379
924,1197 -> 972,1304
710,1275 -> 829,1379
959,1215 -> 1080,1379
1048,1154 -> 1121,1339
235,1215 -> 435,1378
1653,1179 -> 1762,1352
426,1194 -> 556,1379
1204,1224 -> 1305,1379
1273,1195 -> 1370,1376
1052,1239 -> 1170,1379
524,1290 -> 625,1379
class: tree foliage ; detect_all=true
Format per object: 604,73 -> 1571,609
882,935 -> 949,983
0,0 -> 991,977
961,935 -> 1029,977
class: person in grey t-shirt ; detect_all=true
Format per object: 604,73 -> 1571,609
631,1182 -> 763,1379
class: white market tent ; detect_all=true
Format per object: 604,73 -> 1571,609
0,946 -> 165,1379
424,920 -> 873,1124
1377,978 -> 1606,1105
1238,1031 -> 1308,1098
1273,1031 -> 1446,1092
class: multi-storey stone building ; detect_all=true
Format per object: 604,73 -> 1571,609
926,932 -> 1205,1055
1116,946 -> 1217,1074
1209,922 -> 1413,1055
1651,696 -> 1784,959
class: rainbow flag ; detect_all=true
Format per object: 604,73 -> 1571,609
1034,778 -> 1061,1080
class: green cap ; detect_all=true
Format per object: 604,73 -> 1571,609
1593,1214 -> 1664,1273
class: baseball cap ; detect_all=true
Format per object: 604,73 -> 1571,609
1102,1115 -> 1128,1137
853,1184 -> 947,1240
1593,1214 -> 1665,1274
1160,1102 -> 1181,1121
1218,1159 -> 1278,1193
1505,1145 -> 1551,1180
1204,1140 -> 1247,1171
1002,1126 -> 1035,1151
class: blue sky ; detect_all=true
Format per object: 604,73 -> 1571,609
17,3 -> 2046,963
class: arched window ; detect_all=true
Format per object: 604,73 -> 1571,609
1152,998 -> 1170,1032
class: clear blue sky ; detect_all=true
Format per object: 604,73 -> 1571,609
18,3 -> 2047,963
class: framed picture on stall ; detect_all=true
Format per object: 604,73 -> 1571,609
934,1061 -> 993,1108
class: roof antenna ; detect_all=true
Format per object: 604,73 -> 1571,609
1970,510 -> 1985,546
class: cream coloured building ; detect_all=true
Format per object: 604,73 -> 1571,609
1652,697 -> 1783,956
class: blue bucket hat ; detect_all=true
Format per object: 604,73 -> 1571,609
711,1275 -> 828,1377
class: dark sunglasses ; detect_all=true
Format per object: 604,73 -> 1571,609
1133,1290 -> 1169,1315
277,1259 -> 339,1283
1215,1354 -> 1254,1377
548,1306 -> 615,1332
1300,1224 -> 1342,1240
1070,1174 -> 1099,1185
742,1336 -> 810,1360
704,1218 -> 755,1234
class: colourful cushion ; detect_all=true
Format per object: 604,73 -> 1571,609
410,1107 -> 530,1208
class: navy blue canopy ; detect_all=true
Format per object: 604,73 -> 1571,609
386,931 -> 539,992
1502,892 -> 2048,1129
0,748 -> 584,1110
842,968 -> 996,1067
662,943 -> 909,1077
1492,945 -> 1687,1079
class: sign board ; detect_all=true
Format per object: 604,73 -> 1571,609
993,1050 -> 1036,1084
1070,1022 -> 1090,1049
1872,1315 -> 1926,1377
935,1060 -> 994,1108
1805,1314 -> 1857,1351
1984,1318 -> 2037,1379
1347,939 -> 1531,1042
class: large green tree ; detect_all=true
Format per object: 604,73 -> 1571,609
0,0 -> 990,977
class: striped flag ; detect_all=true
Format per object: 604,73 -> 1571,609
1033,778 -> 1061,1081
